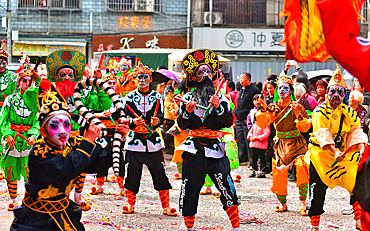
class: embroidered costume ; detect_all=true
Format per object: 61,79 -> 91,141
0,58 -> 40,210
10,79 -> 113,231
176,49 -> 240,231
255,73 -> 311,216
121,65 -> 177,216
307,66 -> 367,231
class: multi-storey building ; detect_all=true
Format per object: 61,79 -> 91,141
0,0 -> 188,65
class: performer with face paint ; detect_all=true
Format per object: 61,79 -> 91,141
44,50 -> 111,211
176,49 -> 240,231
307,66 -> 367,231
10,78 -> 129,230
255,71 -> 311,216
0,56 -> 40,211
121,62 -> 177,217
0,40 -> 18,107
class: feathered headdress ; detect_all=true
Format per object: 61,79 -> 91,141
0,39 -> 9,61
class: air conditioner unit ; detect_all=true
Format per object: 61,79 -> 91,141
135,0 -> 154,12
204,12 -> 223,25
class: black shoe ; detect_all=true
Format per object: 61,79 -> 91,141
257,172 -> 266,178
249,171 -> 256,177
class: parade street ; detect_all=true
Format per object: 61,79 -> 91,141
0,155 -> 358,231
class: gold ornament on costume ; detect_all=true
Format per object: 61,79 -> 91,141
277,71 -> 294,86
37,79 -> 71,126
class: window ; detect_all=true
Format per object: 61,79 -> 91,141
106,0 -> 165,13
18,0 -> 80,9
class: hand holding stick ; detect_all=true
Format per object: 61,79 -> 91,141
331,145 -> 353,167
125,104 -> 154,136
173,96 -> 208,110
203,78 -> 226,119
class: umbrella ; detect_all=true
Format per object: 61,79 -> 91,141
152,69 -> 180,83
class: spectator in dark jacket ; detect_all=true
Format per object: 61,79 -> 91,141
234,72 -> 261,165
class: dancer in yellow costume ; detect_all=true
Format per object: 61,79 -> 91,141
307,66 -> 367,231
255,72 -> 311,216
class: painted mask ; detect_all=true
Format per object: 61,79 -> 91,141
277,83 -> 291,99
57,67 -> 75,82
121,63 -> 129,73
195,64 -> 212,82
107,79 -> 117,91
328,85 -> 345,105
137,73 -> 151,89
45,114 -> 72,147
19,76 -> 31,92
0,59 -> 7,73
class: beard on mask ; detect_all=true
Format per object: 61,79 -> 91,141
192,77 -> 215,106
56,80 -> 76,98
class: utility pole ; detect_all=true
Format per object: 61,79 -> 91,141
6,0 -> 11,61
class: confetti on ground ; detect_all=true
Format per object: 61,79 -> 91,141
239,211 -> 266,224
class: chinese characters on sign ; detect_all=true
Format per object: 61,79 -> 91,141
193,28 -> 286,51
145,36 -> 160,49
117,15 -> 153,31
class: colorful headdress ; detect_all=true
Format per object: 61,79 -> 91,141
16,53 -> 32,81
328,64 -> 346,89
46,50 -> 86,82
0,40 -> 9,61
83,64 -> 93,79
182,49 -> 219,88
37,79 -> 71,127
277,71 -> 294,86
129,60 -> 153,79
119,55 -> 132,68
102,73 -> 119,82
108,59 -> 121,75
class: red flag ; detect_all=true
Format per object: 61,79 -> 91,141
317,0 -> 370,91
280,0 -> 331,62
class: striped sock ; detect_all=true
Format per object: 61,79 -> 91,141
184,216 -> 195,229
159,190 -> 169,209
298,184 -> 308,201
126,190 -> 136,206
310,215 -> 320,227
74,173 -> 87,193
225,205 -> 240,228
176,162 -> 183,174
353,201 -> 363,221
117,176 -> 124,189
96,177 -> 105,186
277,195 -> 287,205
7,180 -> 17,199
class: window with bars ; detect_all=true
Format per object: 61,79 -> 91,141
18,0 -> 80,9
360,1 -> 368,23
106,0 -> 165,13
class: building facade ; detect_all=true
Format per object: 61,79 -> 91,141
0,0 -> 188,65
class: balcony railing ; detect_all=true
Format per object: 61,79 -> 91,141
106,0 -> 165,13
18,0 -> 81,10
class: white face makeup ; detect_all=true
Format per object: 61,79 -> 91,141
137,73 -> 151,89
328,85 -> 346,105
195,64 -> 212,82
277,83 -> 291,99
45,114 -> 72,147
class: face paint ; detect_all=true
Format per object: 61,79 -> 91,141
277,83 -> 290,98
107,79 -> 117,91
328,85 -> 345,105
137,73 -> 151,89
111,68 -> 119,76
19,76 -> 31,93
58,68 -> 75,82
0,59 -> 7,73
46,114 -> 71,147
195,65 -> 212,82
121,64 -> 129,73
